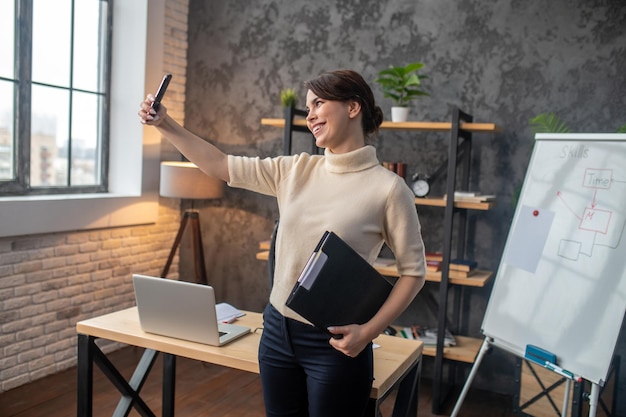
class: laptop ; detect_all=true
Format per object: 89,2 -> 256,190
132,274 -> 250,346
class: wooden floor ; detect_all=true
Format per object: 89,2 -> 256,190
0,346 -> 515,417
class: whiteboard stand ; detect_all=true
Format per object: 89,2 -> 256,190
450,338 -> 491,417
452,133 -> 626,417
450,338 -> 585,417
588,383 -> 601,417
561,378 -> 572,417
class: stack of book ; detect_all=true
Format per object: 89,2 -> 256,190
398,325 -> 456,347
424,251 -> 478,279
425,251 -> 443,272
449,258 -> 478,278
384,252 -> 479,279
443,191 -> 496,203
382,161 -> 407,179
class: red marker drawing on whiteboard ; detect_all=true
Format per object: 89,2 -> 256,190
557,191 -> 582,220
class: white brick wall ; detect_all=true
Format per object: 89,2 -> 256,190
0,0 -> 189,392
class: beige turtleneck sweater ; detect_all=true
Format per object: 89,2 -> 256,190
228,145 -> 425,323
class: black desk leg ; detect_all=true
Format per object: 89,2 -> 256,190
77,334 -> 94,417
392,359 -> 422,417
162,354 -> 176,417
365,358 -> 422,417
77,334 -> 158,417
112,349 -> 159,416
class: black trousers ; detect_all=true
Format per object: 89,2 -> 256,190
258,303 -> 373,417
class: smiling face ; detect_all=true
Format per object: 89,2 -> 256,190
305,90 -> 364,154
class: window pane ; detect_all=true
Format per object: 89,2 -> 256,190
3,0 -> 110,195
70,92 -> 101,186
30,84 -> 70,187
74,0 -> 107,92
0,81 -> 14,181
0,0 -> 15,78
32,0 -> 72,87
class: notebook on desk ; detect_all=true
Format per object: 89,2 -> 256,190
132,274 -> 250,346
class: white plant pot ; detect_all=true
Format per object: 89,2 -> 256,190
391,106 -> 410,122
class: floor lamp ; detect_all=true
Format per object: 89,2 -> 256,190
159,161 -> 224,284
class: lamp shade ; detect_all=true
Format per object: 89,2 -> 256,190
160,161 -> 224,199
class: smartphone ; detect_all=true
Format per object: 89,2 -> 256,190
151,73 -> 172,111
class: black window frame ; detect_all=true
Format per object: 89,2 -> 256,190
0,0 -> 113,196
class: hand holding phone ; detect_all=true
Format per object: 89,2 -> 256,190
151,73 -> 172,111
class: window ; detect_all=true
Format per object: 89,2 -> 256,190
0,0 -> 163,238
0,0 -> 111,195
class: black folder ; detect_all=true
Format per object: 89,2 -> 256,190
286,231 -> 393,332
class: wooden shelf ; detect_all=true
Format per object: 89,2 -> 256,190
420,335 -> 482,363
390,328 -> 482,363
256,250 -> 493,288
261,118 -> 502,133
426,270 -> 492,287
372,259 -> 493,287
415,196 -> 496,210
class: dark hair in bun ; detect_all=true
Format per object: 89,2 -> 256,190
304,69 -> 384,138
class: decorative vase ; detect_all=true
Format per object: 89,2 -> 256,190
391,106 -> 410,122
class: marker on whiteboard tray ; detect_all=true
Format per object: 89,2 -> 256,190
544,362 -> 575,379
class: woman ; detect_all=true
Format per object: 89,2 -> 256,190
139,69 -> 426,417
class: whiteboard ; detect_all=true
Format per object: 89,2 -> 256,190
482,133 -> 626,385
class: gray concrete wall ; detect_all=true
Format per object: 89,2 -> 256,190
183,0 -> 626,406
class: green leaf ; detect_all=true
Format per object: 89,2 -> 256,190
376,68 -> 397,78
529,113 -> 571,134
617,124 -> 626,133
404,62 -> 425,73
405,90 -> 429,100
383,92 -> 401,102
405,74 -> 422,86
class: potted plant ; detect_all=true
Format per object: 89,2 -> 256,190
376,62 -> 429,122
280,88 -> 297,109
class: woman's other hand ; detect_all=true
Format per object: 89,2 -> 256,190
327,324 -> 371,357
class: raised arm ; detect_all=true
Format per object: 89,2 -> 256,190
138,94 -> 229,182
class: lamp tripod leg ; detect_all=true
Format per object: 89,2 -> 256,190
189,212 -> 208,285
161,213 -> 190,278
161,210 -> 208,285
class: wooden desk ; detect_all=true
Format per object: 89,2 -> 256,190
76,307 -> 423,417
